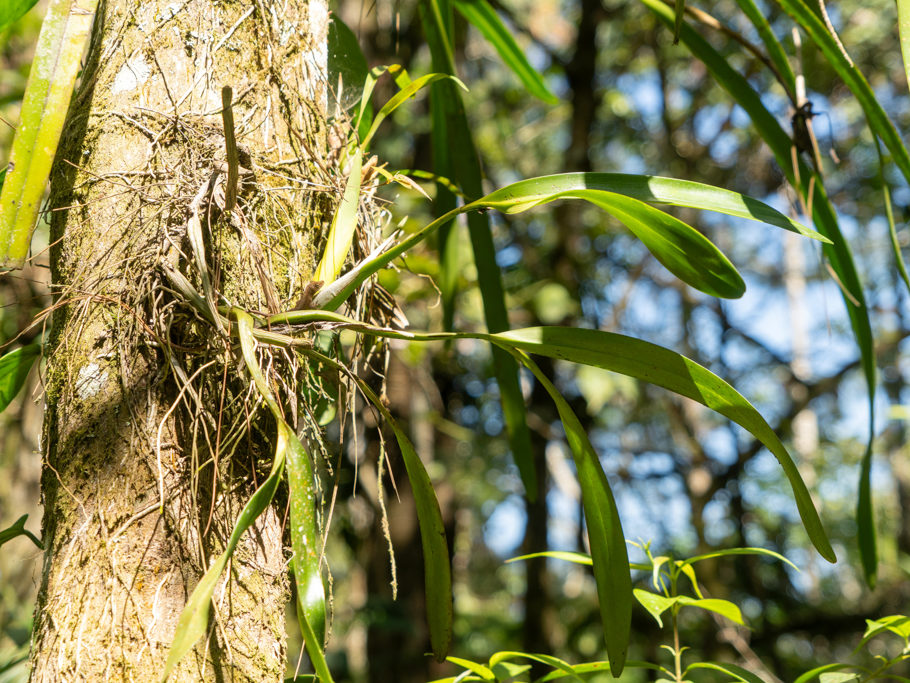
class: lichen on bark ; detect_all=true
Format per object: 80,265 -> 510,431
32,1 -> 332,680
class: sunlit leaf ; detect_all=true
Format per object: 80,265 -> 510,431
314,147 -> 363,285
0,343 -> 40,412
518,353 -> 631,676
489,652 -> 581,682
302,347 -> 453,660
447,656 -> 496,680
794,664 -> 853,683
643,0 -> 860,574
452,0 -> 558,103
506,550 -> 593,566
682,546 -> 798,571
360,72 -> 466,150
0,0 -> 99,270
490,326 -> 836,562
634,589 -> 676,628
686,661 -> 767,683
676,596 -> 744,625
0,0 -> 39,32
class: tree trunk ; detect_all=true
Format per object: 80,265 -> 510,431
31,1 -> 331,680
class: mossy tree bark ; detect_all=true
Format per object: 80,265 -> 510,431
31,1 -> 331,680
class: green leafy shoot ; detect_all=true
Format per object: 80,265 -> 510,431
900,0 -> 910,94
0,343 -> 40,412
0,0 -> 99,270
0,514 -> 42,549
452,0 -> 558,103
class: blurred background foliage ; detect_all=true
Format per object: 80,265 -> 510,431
4,0 -> 910,681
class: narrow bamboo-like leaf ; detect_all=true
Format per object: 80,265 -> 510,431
676,596 -> 744,625
777,0 -> 910,188
0,0 -> 39,32
447,657 -> 496,680
160,438 -> 287,682
682,546 -> 798,571
360,72 -> 465,150
878,137 -> 910,296
734,0 -> 797,99
491,326 -> 836,563
854,615 -> 910,654
162,312 -> 332,683
677,562 -> 702,599
314,147 -> 363,285
302,347 -> 453,660
672,0 -> 686,43
421,1 -> 538,499
818,674 -> 860,683
506,550 -> 593,565
488,652 -> 581,682
517,352 -> 631,676
538,660 -> 664,681
900,0 -> 910,93
451,0 -> 558,103
642,0 -> 865,575
634,589 -> 676,627
857,441 -> 877,588
321,169 -> 829,311
285,422 -> 326,644
471,172 -> 826,242
0,0 -> 99,270
686,662 -> 767,683
0,514 -> 42,549
794,664 -> 852,683
570,190 -> 745,298
0,343 -> 40,412
327,15 -> 370,113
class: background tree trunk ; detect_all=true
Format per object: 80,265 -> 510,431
31,1 -> 331,680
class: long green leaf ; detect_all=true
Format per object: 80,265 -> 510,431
676,596 -> 744,625
682,546 -> 798,571
421,1 -> 539,499
0,0 -> 99,270
568,189 -> 745,299
321,170 -> 829,311
506,550 -> 593,566
360,72 -> 465,150
488,652 -> 581,682
734,0 -> 797,99
491,326 -> 836,563
473,172 -> 826,242
451,0 -> 558,103
0,514 -> 42,549
0,0 -> 39,32
686,661 -> 768,683
0,343 -> 40,412
160,438 -> 287,682
642,0 -> 870,581
777,0 -> 910,187
314,147 -> 362,285
794,664 -> 853,683
516,352 -> 631,676
900,0 -> 910,93
161,311 -> 332,682
302,347 -> 453,660
538,660 -> 664,681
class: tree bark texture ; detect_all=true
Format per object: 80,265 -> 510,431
32,1 -> 331,680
